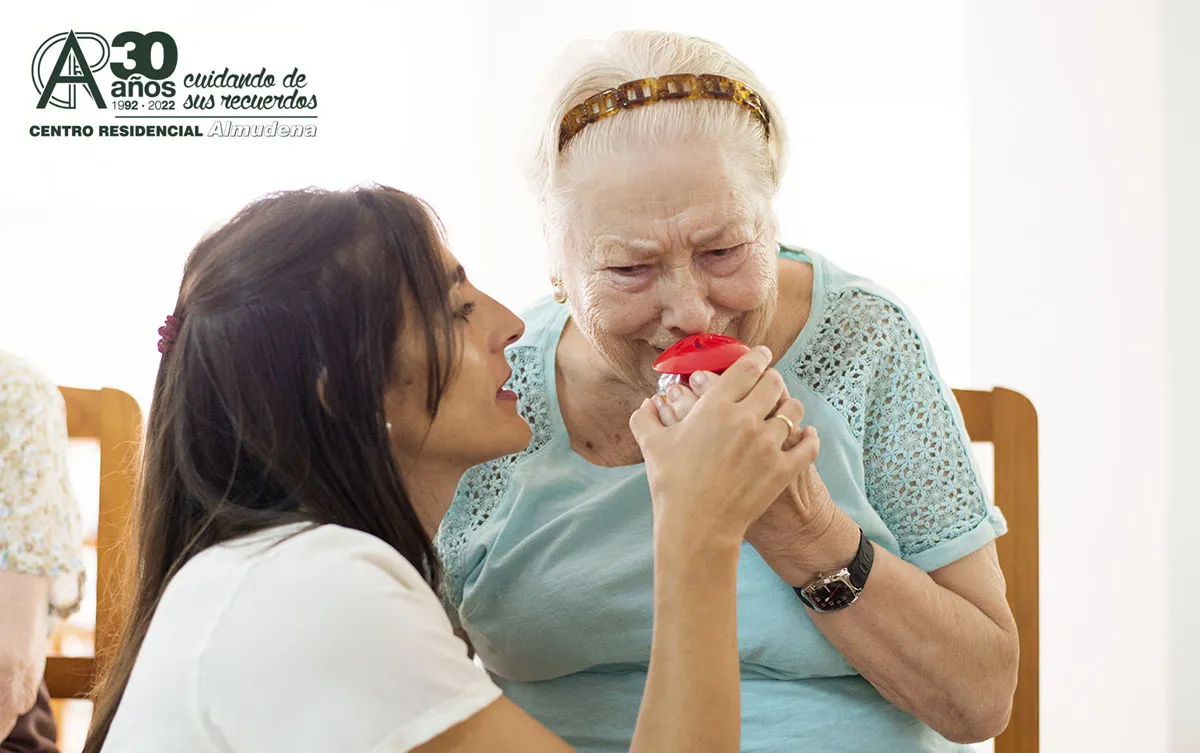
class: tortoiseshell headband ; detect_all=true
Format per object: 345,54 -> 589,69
558,73 -> 771,152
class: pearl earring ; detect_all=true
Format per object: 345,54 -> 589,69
386,421 -> 393,431
551,276 -> 567,304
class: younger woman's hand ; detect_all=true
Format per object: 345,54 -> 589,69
652,370 -> 809,452
629,347 -> 820,547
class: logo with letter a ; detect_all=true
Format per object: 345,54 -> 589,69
32,31 -> 110,109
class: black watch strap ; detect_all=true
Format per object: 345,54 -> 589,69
846,527 -> 874,589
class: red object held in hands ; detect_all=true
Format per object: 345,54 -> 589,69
653,333 -> 751,376
653,333 -> 750,394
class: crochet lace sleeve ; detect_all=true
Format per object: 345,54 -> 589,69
854,295 -> 1006,570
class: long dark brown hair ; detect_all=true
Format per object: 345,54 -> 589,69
83,185 -> 460,752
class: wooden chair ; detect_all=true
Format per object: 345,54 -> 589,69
953,388 -> 1039,753
43,387 -> 142,703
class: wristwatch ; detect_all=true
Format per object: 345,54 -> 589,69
794,528 -> 874,613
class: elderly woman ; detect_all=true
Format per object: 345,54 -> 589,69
1,350 -> 86,753
436,30 -> 1018,753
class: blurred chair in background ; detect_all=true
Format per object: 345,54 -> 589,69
41,386 -> 140,751
953,387 -> 1039,753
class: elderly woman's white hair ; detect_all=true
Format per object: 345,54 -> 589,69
529,30 -> 790,261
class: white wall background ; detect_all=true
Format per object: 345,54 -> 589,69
1,1 -> 1194,751
1164,0 -> 1200,750
968,2 -> 1197,752
0,0 -> 971,413
967,0 -> 1171,749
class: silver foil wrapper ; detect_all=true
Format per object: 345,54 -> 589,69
656,372 -> 685,395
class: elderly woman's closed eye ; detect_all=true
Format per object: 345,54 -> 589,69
435,30 -> 1019,753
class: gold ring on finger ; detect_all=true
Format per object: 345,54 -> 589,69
770,413 -> 795,434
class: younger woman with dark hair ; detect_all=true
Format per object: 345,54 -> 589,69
84,185 -> 819,753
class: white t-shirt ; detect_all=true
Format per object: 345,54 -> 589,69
102,523 -> 501,752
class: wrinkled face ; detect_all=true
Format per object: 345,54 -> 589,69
385,249 -> 530,496
559,138 -> 779,392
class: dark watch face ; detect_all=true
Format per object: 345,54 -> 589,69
810,579 -> 856,611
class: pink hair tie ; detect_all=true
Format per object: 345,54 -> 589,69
157,314 -> 182,354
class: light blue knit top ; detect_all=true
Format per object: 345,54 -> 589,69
436,247 -> 1006,752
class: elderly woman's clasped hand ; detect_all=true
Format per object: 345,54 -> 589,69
630,346 -> 822,545
647,360 -> 859,582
